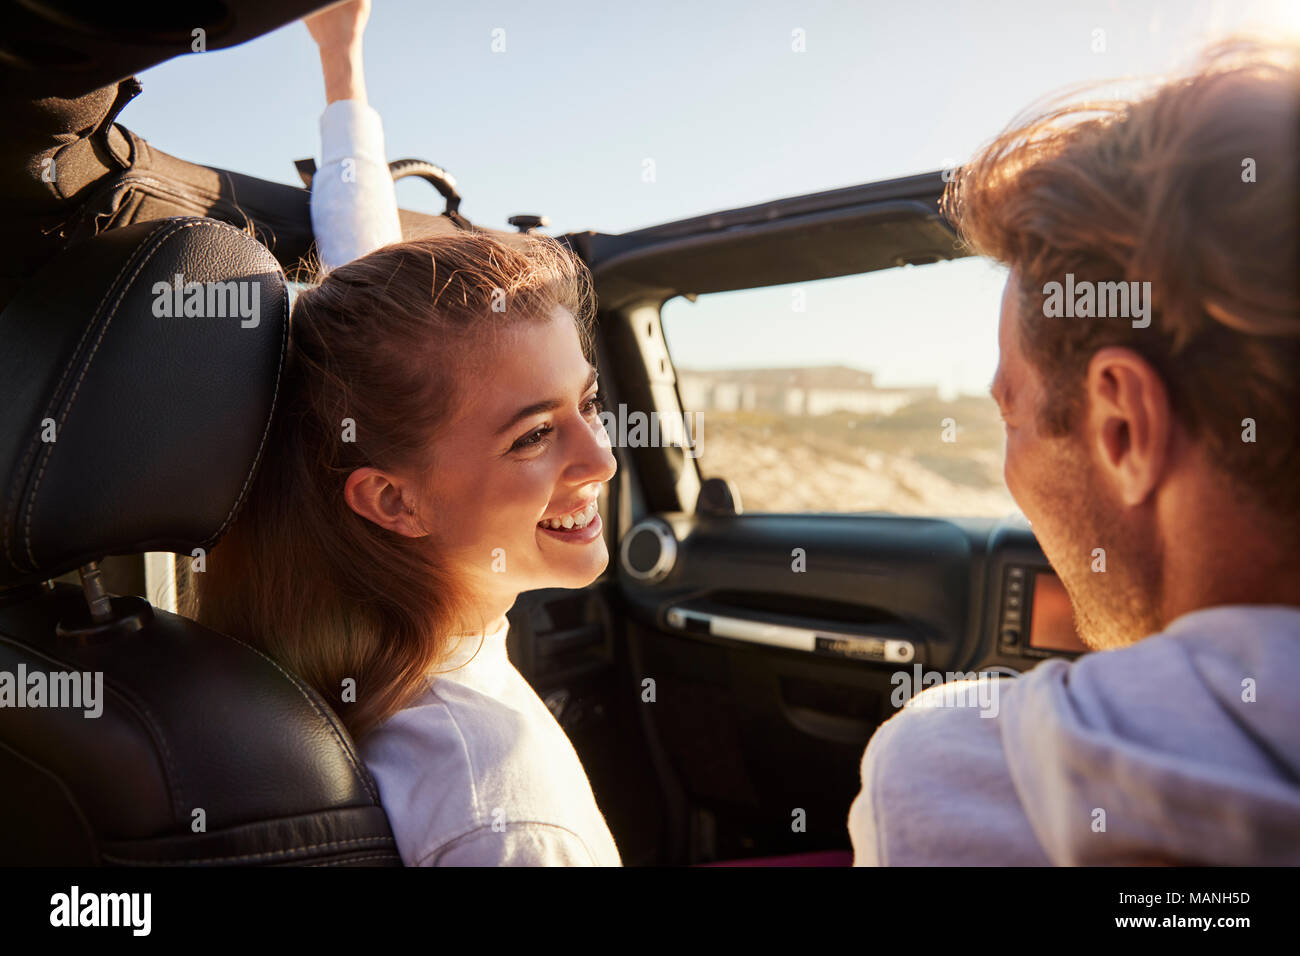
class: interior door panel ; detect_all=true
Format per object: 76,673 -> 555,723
604,512 -> 1072,861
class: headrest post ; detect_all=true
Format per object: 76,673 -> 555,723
77,562 -> 114,623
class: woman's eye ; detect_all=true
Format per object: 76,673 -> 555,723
512,425 -> 553,451
511,398 -> 602,453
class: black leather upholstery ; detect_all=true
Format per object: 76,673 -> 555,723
0,218 -> 401,865
1,217 -> 284,588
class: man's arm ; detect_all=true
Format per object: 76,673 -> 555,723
304,0 -> 402,272
848,683 -> 1052,866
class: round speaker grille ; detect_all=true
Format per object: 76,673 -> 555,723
619,519 -> 677,583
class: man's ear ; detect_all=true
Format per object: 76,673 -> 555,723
343,466 -> 426,537
1084,347 -> 1172,507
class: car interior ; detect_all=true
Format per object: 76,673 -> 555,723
0,0 -> 1089,866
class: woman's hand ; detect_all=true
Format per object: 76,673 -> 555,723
305,0 -> 370,52
304,0 -> 372,104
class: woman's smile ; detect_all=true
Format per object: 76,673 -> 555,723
538,497 -> 599,530
537,510 -> 603,544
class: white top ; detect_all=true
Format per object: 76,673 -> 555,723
848,604 -> 1300,865
357,621 -> 623,866
310,99 -> 404,271
310,103 -> 621,865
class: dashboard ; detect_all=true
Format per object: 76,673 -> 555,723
995,565 -> 1088,657
978,519 -> 1088,673
618,513 -> 1089,679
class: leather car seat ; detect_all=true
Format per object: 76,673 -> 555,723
0,217 -> 400,865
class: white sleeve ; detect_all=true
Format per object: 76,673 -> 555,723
847,692 -> 1052,866
310,99 -> 403,272
419,823 -> 603,867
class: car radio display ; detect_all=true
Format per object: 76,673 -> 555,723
1028,572 -> 1089,653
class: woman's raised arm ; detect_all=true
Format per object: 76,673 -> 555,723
304,0 -> 402,272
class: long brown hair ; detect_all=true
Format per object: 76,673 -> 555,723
180,231 -> 595,741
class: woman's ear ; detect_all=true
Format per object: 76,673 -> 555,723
344,466 -> 426,537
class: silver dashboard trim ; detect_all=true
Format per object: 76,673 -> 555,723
665,606 -> 915,664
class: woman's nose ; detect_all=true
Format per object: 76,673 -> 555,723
567,414 -> 617,484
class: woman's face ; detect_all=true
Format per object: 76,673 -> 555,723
416,305 -> 617,617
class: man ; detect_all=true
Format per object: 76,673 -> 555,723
848,39 -> 1300,865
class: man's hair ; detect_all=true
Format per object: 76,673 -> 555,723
943,38 -> 1300,518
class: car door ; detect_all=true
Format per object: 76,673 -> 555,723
510,170 -> 1089,866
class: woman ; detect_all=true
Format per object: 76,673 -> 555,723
182,0 -> 622,866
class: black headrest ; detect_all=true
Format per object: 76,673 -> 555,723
0,217 -> 287,589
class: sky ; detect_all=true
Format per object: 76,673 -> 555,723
120,0 -> 1300,395
662,255 -> 1012,399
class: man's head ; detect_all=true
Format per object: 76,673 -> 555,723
945,39 -> 1300,649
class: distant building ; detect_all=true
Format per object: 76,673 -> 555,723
676,366 -> 935,416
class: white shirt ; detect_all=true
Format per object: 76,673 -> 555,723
848,604 -> 1300,865
310,102 -> 621,866
310,99 -> 403,270
357,621 -> 623,866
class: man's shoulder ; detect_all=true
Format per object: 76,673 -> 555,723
1003,604 -> 1300,780
850,672 -> 1054,865
1023,604 -> 1300,733
866,673 -> 1030,782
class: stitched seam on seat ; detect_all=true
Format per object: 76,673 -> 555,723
4,218 -> 359,806
5,615 -> 380,809
0,632 -> 186,817
22,218 -> 207,567
200,229 -> 287,546
18,216 -> 287,570
100,834 -> 395,865
3,219 -> 173,574
0,737 -> 101,862
205,627 -> 382,803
